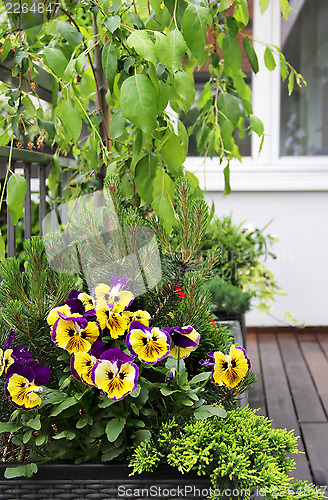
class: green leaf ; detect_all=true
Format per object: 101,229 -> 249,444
44,47 -> 68,78
171,71 -> 195,112
279,53 -> 288,81
190,372 -> 211,385
160,387 -> 177,396
234,0 -> 249,26
157,81 -> 169,115
223,165 -> 231,196
217,92 -> 241,127
134,429 -> 151,446
0,422 -> 21,433
23,429 -> 33,444
26,415 -> 41,431
182,4 -> 209,61
249,114 -> 264,136
109,108 -> 126,140
104,15 -> 121,33
35,434 -> 47,446
243,35 -> 259,74
167,30 -> 187,70
194,405 -> 227,419
154,33 -> 174,69
53,430 -> 76,440
37,118 -> 56,141
161,131 -> 186,175
222,33 -> 241,73
50,397 -> 78,417
264,46 -> 276,71
218,0 -> 231,11
76,415 -> 89,428
4,463 -> 37,479
6,173 -> 28,225
151,168 -> 176,234
135,154 -> 158,204
102,40 -> 117,92
55,98 -> 82,143
0,230 -> 5,261
120,74 -> 157,135
90,421 -> 106,438
105,417 -> 126,442
48,155 -> 61,197
279,0 -> 290,20
127,30 -> 156,65
288,71 -> 294,95
57,21 -> 83,45
259,0 -> 270,15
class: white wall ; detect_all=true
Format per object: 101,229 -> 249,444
203,190 -> 328,327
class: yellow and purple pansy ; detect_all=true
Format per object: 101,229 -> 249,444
0,331 -> 33,376
96,309 -> 128,339
52,312 -> 102,354
165,326 -> 200,359
122,310 -> 151,329
91,348 -> 139,401
201,345 -> 251,388
65,290 -> 96,314
47,291 -> 96,327
94,276 -> 134,314
125,321 -> 171,365
5,361 -> 51,410
70,338 -> 106,386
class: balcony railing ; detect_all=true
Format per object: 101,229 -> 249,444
0,146 -> 76,258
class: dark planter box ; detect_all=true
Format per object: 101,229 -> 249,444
0,463 -> 212,500
213,311 -> 247,347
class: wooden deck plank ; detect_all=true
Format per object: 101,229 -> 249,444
316,333 -> 328,359
257,333 -> 313,482
299,334 -> 328,416
301,423 -> 328,487
247,332 -> 267,417
278,334 -> 326,423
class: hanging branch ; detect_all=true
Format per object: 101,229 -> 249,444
92,13 -> 110,190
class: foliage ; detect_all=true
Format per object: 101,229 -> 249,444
0,0 -> 305,255
129,407 -> 324,500
0,182 -> 257,477
204,276 -> 252,315
201,215 -> 283,314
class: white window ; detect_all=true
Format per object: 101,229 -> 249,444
187,0 -> 328,192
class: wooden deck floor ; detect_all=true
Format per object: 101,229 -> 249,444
247,331 -> 328,488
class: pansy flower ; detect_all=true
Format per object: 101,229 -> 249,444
96,309 -> 128,339
0,331 -> 33,376
165,326 -> 200,359
52,312 -> 102,354
91,348 -> 139,401
202,345 -> 251,388
125,321 -> 171,365
5,362 -> 51,410
47,304 -> 71,326
66,290 -> 96,314
122,310 -> 151,329
95,276 -> 134,313
71,339 -> 106,386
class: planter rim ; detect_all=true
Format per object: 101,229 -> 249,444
0,462 -> 207,481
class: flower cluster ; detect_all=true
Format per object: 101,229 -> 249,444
0,331 -> 50,410
1,276 -> 251,412
47,276 -> 200,402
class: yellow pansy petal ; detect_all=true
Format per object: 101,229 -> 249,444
47,304 -> 71,326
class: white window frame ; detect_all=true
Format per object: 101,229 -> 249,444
186,0 -> 328,192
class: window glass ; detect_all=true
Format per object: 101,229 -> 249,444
280,0 -> 328,156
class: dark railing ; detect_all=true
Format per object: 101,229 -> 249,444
0,146 -> 76,258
